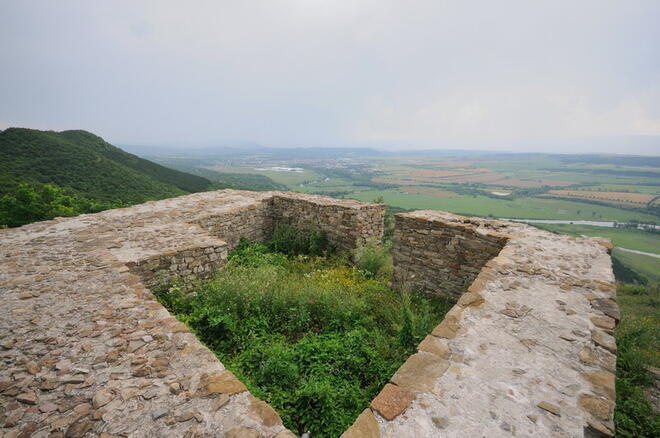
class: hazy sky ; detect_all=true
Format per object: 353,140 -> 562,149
1,1 -> 659,154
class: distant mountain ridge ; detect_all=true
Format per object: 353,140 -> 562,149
0,128 -> 213,204
121,143 -> 384,160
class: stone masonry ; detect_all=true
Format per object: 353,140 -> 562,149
342,210 -> 618,438
1,192 -> 618,437
0,190 -> 383,438
392,212 -> 508,299
270,192 -> 385,250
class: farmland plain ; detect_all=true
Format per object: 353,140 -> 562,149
156,150 -> 660,281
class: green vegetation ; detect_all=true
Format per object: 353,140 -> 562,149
580,184 -> 660,195
219,167 -> 324,187
532,224 -> 660,254
0,128 -> 212,226
0,128 -> 211,203
612,249 -> 660,285
266,224 -> 332,257
613,283 -> 660,437
205,172 -> 287,191
0,182 -> 121,227
349,190 -> 659,222
148,161 -> 288,191
57,130 -> 212,193
353,239 -> 393,280
608,237 -> 660,437
0,128 -> 291,227
156,233 -> 452,437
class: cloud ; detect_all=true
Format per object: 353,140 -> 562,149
0,0 -> 659,153
353,85 -> 660,147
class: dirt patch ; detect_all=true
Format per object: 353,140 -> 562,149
402,187 -> 459,198
384,168 -> 574,188
546,190 -> 655,207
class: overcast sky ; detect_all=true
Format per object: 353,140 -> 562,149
1,1 -> 659,154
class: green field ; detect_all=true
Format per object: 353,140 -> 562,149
579,184 -> 660,195
218,167 -> 323,186
295,177 -> 358,194
348,189 -> 660,222
612,249 -> 660,284
532,224 -> 660,254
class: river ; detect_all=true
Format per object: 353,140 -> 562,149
500,218 -> 659,229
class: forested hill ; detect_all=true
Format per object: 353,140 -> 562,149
0,128 -> 213,201
0,128 -> 218,227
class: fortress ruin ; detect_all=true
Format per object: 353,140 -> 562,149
0,190 -> 618,437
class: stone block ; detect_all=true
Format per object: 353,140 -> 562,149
341,409 -> 380,438
370,383 -> 415,420
390,353 -> 449,393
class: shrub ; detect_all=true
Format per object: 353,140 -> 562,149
353,239 -> 393,280
0,181 -> 123,228
155,238 -> 452,437
613,282 -> 660,437
228,238 -> 287,268
267,224 -> 332,256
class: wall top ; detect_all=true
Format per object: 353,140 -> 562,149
0,190 -> 383,437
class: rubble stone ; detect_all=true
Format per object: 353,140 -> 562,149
1,191 -> 617,437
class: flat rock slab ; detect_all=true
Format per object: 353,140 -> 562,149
358,210 -> 618,438
0,190 -> 305,437
1,192 -> 617,438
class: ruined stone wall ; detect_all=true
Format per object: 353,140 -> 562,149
195,198 -> 273,250
0,193 -> 619,438
121,192 -> 385,290
344,210 -> 619,438
0,190 -> 384,438
271,192 -> 385,250
127,242 -> 229,290
193,192 -> 385,253
392,212 -> 509,298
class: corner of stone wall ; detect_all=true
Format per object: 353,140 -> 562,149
271,193 -> 385,250
391,211 -> 509,298
348,210 -> 619,437
126,242 -> 229,290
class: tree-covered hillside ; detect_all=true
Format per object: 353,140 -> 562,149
0,128 -> 273,227
0,128 -> 215,202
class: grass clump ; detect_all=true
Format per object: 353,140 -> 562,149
267,224 -> 332,256
156,234 -> 451,437
614,282 -> 660,437
353,239 -> 393,280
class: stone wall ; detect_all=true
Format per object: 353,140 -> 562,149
344,210 -> 619,438
0,190 -> 383,438
271,192 -> 385,250
195,198 -> 273,251
392,211 -> 509,298
127,242 -> 229,290
0,193 -> 619,438
115,192 -> 385,290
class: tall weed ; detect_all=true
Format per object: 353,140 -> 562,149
353,238 -> 393,280
613,282 -> 660,437
267,224 -> 331,256
155,238 -> 452,437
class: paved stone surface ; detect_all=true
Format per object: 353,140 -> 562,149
0,190 -> 384,437
364,210 -> 618,437
370,384 -> 416,421
1,193 -> 617,437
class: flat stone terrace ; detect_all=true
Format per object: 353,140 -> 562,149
343,211 -> 618,438
1,193 -> 618,438
0,190 -> 382,438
